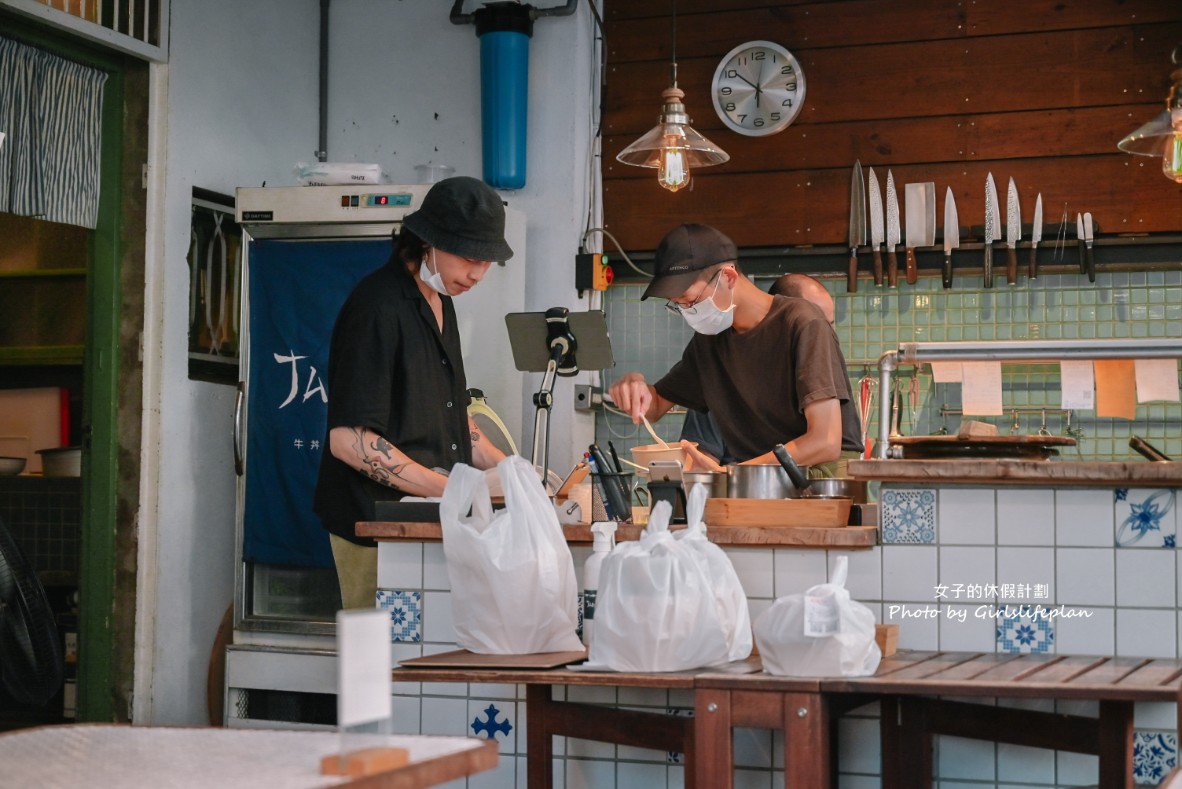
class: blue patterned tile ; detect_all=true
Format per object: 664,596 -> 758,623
995,605 -> 1054,654
470,703 -> 513,741
666,707 -> 694,763
1135,730 -> 1178,784
375,589 -> 422,642
881,488 -> 937,544
1115,489 -> 1177,548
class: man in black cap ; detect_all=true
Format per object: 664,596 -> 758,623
678,272 -> 864,473
314,176 -> 513,608
609,223 -> 851,473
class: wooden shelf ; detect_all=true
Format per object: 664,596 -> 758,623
0,346 -> 85,365
849,459 -> 1182,487
358,521 -> 879,550
0,269 -> 86,279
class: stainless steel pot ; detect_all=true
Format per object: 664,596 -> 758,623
682,470 -> 727,498
727,464 -> 804,499
805,477 -> 869,503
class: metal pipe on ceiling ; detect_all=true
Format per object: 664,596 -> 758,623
318,0 -> 329,162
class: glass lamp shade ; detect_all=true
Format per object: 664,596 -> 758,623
1116,46 -> 1182,183
616,87 -> 729,193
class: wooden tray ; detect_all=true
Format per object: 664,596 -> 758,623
705,497 -> 852,528
890,434 -> 1075,460
399,648 -> 588,670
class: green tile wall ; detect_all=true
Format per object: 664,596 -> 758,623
597,270 -> 1182,462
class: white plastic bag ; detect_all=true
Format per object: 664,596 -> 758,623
440,455 -> 583,654
589,499 -> 732,672
674,484 -> 752,662
753,555 -> 881,677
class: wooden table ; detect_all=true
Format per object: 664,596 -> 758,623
827,651 -> 1182,789
0,724 -> 497,788
393,658 -> 761,789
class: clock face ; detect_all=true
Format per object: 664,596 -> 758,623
711,40 -> 806,137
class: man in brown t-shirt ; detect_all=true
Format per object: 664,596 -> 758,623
609,223 -> 849,470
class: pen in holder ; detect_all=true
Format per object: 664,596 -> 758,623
590,471 -> 633,523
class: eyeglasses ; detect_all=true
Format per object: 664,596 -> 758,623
664,269 -> 722,315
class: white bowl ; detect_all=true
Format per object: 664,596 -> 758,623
37,447 -> 81,477
0,456 -> 26,476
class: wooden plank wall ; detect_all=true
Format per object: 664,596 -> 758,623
602,0 -> 1182,252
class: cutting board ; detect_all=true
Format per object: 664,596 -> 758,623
891,435 -> 1075,460
705,497 -> 852,528
0,387 -> 62,474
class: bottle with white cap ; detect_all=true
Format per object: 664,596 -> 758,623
582,521 -> 617,648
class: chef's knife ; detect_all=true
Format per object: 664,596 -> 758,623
1075,213 -> 1087,274
903,182 -> 936,286
942,187 -> 958,289
885,170 -> 901,288
867,167 -> 885,287
848,160 -> 866,293
984,172 -> 999,289
1005,177 -> 1021,286
1028,193 -> 1043,279
1083,212 -> 1095,282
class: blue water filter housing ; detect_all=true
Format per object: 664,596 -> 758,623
476,4 -> 533,190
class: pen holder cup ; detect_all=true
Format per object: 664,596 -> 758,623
590,471 -> 634,524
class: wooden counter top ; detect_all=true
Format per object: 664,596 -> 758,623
849,459 -> 1182,487
357,521 -> 878,549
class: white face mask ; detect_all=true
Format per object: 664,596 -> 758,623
681,275 -> 735,335
420,249 -> 449,296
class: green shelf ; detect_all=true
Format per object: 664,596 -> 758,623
0,345 -> 85,365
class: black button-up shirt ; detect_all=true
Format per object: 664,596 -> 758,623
314,260 -> 471,545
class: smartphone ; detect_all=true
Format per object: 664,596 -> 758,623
555,461 -> 589,499
647,459 -> 683,484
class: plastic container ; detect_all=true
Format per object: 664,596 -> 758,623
38,447 -> 81,477
476,3 -> 533,189
581,521 -> 617,648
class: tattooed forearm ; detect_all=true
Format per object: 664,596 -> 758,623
349,428 -> 411,489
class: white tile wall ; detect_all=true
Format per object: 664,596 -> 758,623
833,548 -> 882,601
730,547 -> 775,599
938,488 -> 997,545
995,742 -> 1056,784
836,717 -> 880,774
936,735 -> 996,781
564,758 -> 615,789
997,547 -> 1055,603
376,541 -> 423,589
1117,550 -> 1177,608
772,549 -> 828,596
938,546 -> 998,597
422,590 -> 456,643
1055,605 -> 1115,655
1057,548 -> 1116,606
996,489 -> 1055,545
884,602 -> 940,650
423,543 -> 451,590
1117,609 -> 1178,658
882,545 -> 938,601
1055,488 -> 1116,546
939,604 -> 997,651
419,695 -> 468,737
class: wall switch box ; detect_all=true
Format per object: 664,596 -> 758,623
575,252 -> 613,292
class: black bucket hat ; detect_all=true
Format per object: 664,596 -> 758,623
641,223 -> 738,300
403,176 -> 514,262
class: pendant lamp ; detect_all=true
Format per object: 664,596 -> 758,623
615,0 -> 729,192
1117,44 -> 1182,184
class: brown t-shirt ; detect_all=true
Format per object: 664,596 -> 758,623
654,295 -> 858,462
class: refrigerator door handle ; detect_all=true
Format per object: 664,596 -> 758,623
233,381 -> 245,476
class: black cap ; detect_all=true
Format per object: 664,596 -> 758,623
403,176 -> 514,262
641,223 -> 737,300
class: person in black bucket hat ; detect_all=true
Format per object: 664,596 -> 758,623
314,176 -> 512,608
609,222 -> 854,478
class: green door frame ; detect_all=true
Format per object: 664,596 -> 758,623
2,14 -> 129,722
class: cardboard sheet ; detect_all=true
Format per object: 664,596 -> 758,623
1094,360 -> 1138,419
960,362 -> 1003,415
1135,359 -> 1181,403
1059,360 -> 1095,410
337,609 -> 392,728
399,648 -> 588,670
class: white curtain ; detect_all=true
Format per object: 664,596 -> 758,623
0,35 -> 108,229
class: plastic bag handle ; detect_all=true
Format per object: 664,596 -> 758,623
831,555 -> 849,588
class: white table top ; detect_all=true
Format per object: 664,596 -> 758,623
0,724 -> 495,788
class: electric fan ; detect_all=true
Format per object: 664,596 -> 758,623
0,517 -> 64,707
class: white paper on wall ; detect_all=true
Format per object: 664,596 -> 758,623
1059,361 -> 1096,410
930,362 -> 963,383
1134,359 -> 1181,403
336,609 -> 392,729
960,362 -> 1003,416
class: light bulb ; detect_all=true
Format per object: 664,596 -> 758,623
657,142 -> 690,193
1164,133 -> 1182,183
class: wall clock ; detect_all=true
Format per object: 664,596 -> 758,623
711,40 -> 806,137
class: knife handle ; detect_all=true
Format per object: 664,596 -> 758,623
905,247 -> 918,285
1028,245 -> 1038,280
1086,243 -> 1095,283
872,248 -> 884,287
1005,245 -> 1018,285
983,242 -> 994,289
1077,240 -> 1087,275
847,250 -> 859,293
942,253 -> 953,290
887,247 -> 899,288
